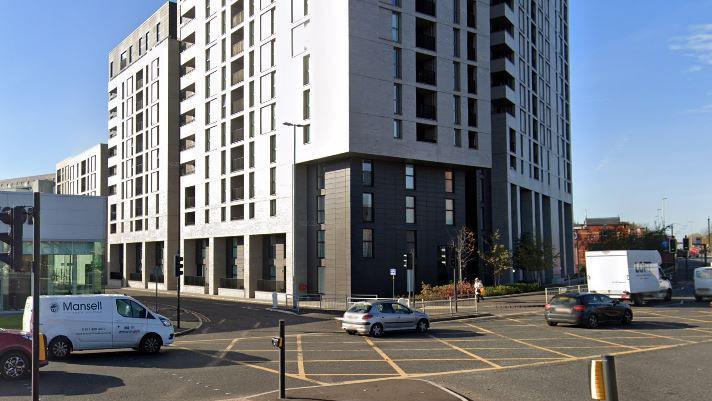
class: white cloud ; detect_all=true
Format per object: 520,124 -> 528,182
684,103 -> 712,113
685,65 -> 703,73
669,24 -> 712,68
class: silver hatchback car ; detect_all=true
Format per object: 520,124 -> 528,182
341,300 -> 430,337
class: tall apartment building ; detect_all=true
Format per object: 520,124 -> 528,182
55,143 -> 109,196
488,0 -> 573,281
175,0 -> 494,299
106,2 -> 181,290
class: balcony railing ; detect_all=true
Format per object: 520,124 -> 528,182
416,70 -> 436,85
231,128 -> 244,143
256,279 -> 286,292
231,41 -> 244,57
231,187 -> 244,201
185,196 -> 196,209
109,92 -> 117,100
416,34 -> 436,51
129,272 -> 143,281
184,275 -> 206,287
416,104 -> 437,120
231,70 -> 244,85
231,156 -> 244,172
220,277 -> 244,289
180,41 -> 195,53
231,99 -> 244,114
231,11 -> 244,27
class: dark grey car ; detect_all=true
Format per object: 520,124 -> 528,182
544,293 -> 633,329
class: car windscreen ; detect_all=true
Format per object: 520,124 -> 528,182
347,304 -> 372,313
550,295 -> 579,306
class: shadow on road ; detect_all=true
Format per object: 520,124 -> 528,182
0,371 -> 124,397
61,348 -> 269,369
373,329 -> 483,340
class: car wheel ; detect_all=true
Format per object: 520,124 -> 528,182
546,320 -> 558,326
1,351 -> 29,379
416,319 -> 429,333
139,333 -> 162,354
665,290 -> 672,302
586,314 -> 599,329
49,336 -> 72,360
369,323 -> 384,338
346,330 -> 357,335
621,310 -> 633,325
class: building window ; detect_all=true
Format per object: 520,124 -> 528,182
270,167 -> 276,195
156,22 -> 161,42
249,203 -> 255,218
405,196 -> 415,224
393,119 -> 402,139
393,84 -> 402,114
362,229 -> 374,258
317,230 -> 325,259
303,89 -> 310,119
405,163 -> 415,189
302,124 -> 310,144
454,129 -> 462,147
270,135 -> 276,163
453,28 -> 460,57
445,199 -> 454,225
454,95 -> 461,125
391,12 -> 401,42
445,170 -> 454,192
303,54 -> 310,85
362,193 -> 373,222
468,131 -> 478,149
317,164 -> 325,190
362,160 -> 373,186
270,199 -> 277,216
392,47 -> 401,79
453,61 -> 461,91
316,195 -> 325,224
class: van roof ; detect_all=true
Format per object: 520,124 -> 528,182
39,294 -> 128,299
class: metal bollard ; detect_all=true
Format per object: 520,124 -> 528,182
590,355 -> 619,401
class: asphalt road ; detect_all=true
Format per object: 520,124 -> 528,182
2,288 -> 711,400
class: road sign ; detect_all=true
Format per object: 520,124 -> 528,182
389,268 -> 396,276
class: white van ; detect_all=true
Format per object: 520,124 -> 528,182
586,250 -> 672,305
23,294 -> 174,359
694,267 -> 712,302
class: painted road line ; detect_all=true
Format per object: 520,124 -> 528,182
465,322 -> 576,359
296,335 -> 306,379
563,331 -> 641,350
364,337 -> 407,376
637,311 -> 712,323
172,345 -> 326,385
623,329 -> 696,344
428,334 -> 502,368
210,337 -> 241,366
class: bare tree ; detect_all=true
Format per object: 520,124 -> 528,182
478,230 -> 511,285
449,226 -> 477,283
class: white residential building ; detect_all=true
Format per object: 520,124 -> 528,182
55,143 -> 109,196
106,2 -> 181,291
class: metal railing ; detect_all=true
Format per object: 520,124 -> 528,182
416,34 -> 436,51
544,284 -> 588,302
219,277 -> 244,289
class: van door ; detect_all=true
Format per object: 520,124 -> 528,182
112,298 -> 148,347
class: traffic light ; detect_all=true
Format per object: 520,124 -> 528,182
669,238 -> 677,253
402,253 -> 408,269
0,206 -> 26,271
683,236 -> 689,251
439,246 -> 448,268
174,254 -> 184,277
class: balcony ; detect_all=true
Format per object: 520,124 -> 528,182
230,186 -> 244,201
109,88 -> 117,100
416,123 -> 438,143
467,0 -> 477,28
180,32 -> 195,52
416,88 -> 437,120
231,29 -> 244,57
220,278 -> 244,289
180,161 -> 196,176
180,109 -> 195,126
231,2 -> 244,28
109,107 -> 117,120
230,156 -> 244,173
417,104 -> 437,120
416,18 -> 436,51
415,0 -> 436,16
180,6 -> 195,25
467,32 -> 477,61
231,88 -> 244,115
231,127 -> 244,143
109,127 -> 117,138
181,58 -> 195,77
416,53 -> 437,85
180,135 -> 196,151
491,0 -> 515,21
231,59 -> 244,85
180,83 -> 196,101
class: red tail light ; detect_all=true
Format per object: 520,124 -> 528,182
544,304 -> 552,311
621,292 -> 630,300
573,305 -> 585,312
362,314 -> 373,320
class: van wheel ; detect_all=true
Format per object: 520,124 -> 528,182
49,337 -> 72,360
632,295 -> 644,306
664,290 -> 672,302
139,334 -> 162,354
1,351 -> 29,379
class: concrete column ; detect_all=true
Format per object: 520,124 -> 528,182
209,237 -> 226,295
246,235 -> 263,298
124,243 -> 136,283
141,242 -> 149,289
182,239 -> 195,287
165,239 -> 178,290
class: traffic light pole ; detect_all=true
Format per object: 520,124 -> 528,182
32,192 -> 40,401
177,270 -> 181,329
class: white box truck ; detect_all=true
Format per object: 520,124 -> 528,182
23,294 -> 174,359
693,266 -> 712,302
586,250 -> 672,305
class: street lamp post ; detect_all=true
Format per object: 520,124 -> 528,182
283,122 -> 307,307
661,197 -> 668,232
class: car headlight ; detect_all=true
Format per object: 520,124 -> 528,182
160,317 -> 172,327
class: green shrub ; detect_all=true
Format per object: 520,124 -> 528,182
419,281 -> 541,300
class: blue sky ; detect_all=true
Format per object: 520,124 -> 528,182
0,1 -> 710,236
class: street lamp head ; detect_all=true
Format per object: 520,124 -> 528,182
282,121 -> 307,128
